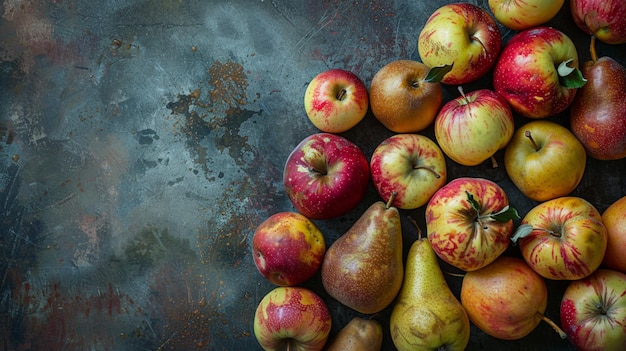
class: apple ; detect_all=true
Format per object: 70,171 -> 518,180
254,286 -> 332,351
602,195 -> 626,273
283,133 -> 370,220
368,60 -> 444,133
418,3 -> 502,85
488,0 -> 565,30
370,133 -> 447,210
512,196 -> 608,280
304,69 -> 369,133
504,120 -> 587,202
425,177 -> 519,272
560,269 -> 626,351
570,0 -> 626,45
252,212 -> 326,286
493,27 -> 586,119
434,87 -> 515,167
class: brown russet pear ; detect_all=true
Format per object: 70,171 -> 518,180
321,195 -> 403,314
570,36 -> 626,160
390,230 -> 470,351
324,317 -> 383,351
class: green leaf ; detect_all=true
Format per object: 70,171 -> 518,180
558,59 -> 587,88
510,224 -> 534,245
425,63 -> 454,83
489,205 -> 521,223
465,191 -> 481,213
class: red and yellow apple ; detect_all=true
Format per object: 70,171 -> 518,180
602,195 -> 626,273
418,3 -> 502,85
434,87 -> 514,167
254,287 -> 332,351
368,60 -> 443,133
560,269 -> 626,351
504,120 -> 587,202
512,196 -> 608,280
370,134 -> 447,210
283,133 -> 370,220
304,69 -> 369,133
488,0 -> 565,30
493,27 -> 585,118
425,177 -> 518,272
570,0 -> 626,45
252,212 -> 326,286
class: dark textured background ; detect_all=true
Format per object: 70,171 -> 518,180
1,0 -> 625,350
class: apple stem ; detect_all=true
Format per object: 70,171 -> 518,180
336,88 -> 347,101
471,35 -> 488,58
414,165 -> 441,178
490,155 -> 498,168
590,35 -> 598,63
524,130 -> 540,151
539,312 -> 568,339
457,86 -> 468,103
385,191 -> 398,209
407,216 -> 423,241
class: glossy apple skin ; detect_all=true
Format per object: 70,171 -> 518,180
504,120 -> 587,202
252,212 -> 326,286
518,196 -> 608,280
369,60 -> 442,133
283,133 -> 369,220
254,287 -> 332,351
461,256 -> 548,340
571,0 -> 626,44
488,0 -> 565,30
435,89 -> 514,166
370,134 -> 447,210
418,3 -> 502,85
560,269 -> 626,351
304,69 -> 369,133
425,177 -> 513,272
570,56 -> 626,160
602,196 -> 626,273
493,27 -> 580,118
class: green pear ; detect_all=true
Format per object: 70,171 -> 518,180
390,234 -> 470,351
324,317 -> 383,351
321,195 -> 403,314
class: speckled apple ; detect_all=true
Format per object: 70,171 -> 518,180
493,27 -> 580,118
418,3 -> 502,85
560,269 -> 626,351
254,287 -> 332,351
283,133 -> 369,220
304,69 -> 369,133
571,0 -> 626,44
252,212 -> 326,286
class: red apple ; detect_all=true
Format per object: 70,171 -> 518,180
425,177 -> 519,272
493,27 -> 586,119
560,269 -> 626,351
570,0 -> 626,45
283,133 -> 370,220
370,133 -> 447,210
489,0 -> 565,30
512,196 -> 608,280
304,69 -> 369,133
434,87 -> 515,167
602,195 -> 626,273
252,212 -> 326,286
418,3 -> 502,85
254,286 -> 332,351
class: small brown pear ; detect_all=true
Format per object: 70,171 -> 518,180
570,36 -> 626,160
321,194 -> 403,314
324,317 -> 383,351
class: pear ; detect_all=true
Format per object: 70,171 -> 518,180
390,229 -> 470,351
321,194 -> 403,314
324,317 -> 383,351
570,36 -> 626,160
460,256 -> 566,340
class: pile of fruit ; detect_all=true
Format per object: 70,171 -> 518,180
250,1 -> 626,350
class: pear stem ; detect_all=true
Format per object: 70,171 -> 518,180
539,312 -> 567,339
590,35 -> 598,63
385,191 -> 398,209
524,130 -> 540,151
407,216 -> 423,241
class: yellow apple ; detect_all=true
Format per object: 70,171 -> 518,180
488,0 -> 565,31
602,195 -> 626,273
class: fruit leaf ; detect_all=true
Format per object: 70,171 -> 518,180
489,205 -> 521,223
425,63 -> 454,83
465,191 -> 481,213
510,224 -> 534,245
557,59 -> 587,88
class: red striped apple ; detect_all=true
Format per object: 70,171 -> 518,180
370,133 -> 447,210
304,69 -> 369,133
418,3 -> 502,85
601,195 -> 626,273
425,177 -> 519,272
252,212 -> 326,286
571,0 -> 626,45
512,196 -> 608,280
488,0 -> 565,30
254,287 -> 332,351
560,269 -> 626,351
283,133 -> 369,220
434,87 -> 514,167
